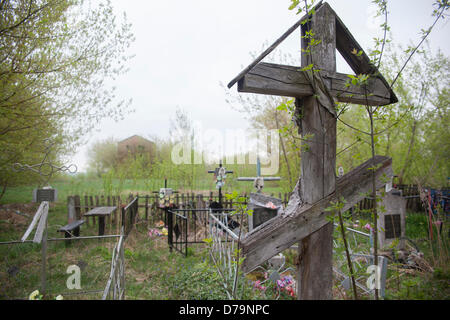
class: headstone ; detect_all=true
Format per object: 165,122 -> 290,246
377,189 -> 406,249
247,193 -> 283,231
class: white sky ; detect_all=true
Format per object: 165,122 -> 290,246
72,0 -> 450,172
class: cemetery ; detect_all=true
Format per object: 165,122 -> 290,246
0,0 -> 449,303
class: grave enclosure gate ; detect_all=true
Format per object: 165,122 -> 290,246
227,1 -> 397,299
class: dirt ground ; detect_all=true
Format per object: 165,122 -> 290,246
0,203 -> 39,228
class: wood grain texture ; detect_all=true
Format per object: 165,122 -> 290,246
237,62 -> 395,106
227,1 -> 324,89
240,156 -> 393,274
296,2 -> 336,300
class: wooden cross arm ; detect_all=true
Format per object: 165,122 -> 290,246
239,155 -> 393,273
237,62 -> 397,106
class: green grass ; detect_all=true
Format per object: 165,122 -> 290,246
0,177 -> 286,205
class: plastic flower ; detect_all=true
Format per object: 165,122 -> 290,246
364,223 -> 373,231
265,202 -> 277,209
161,228 -> 168,236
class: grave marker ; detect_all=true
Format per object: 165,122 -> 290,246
208,160 -> 233,208
377,189 -> 407,250
228,2 -> 397,299
237,156 -> 282,231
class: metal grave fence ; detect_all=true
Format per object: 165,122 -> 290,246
208,210 -> 248,299
102,232 -> 125,300
333,223 -> 388,299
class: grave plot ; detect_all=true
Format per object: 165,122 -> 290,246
0,140 -> 139,300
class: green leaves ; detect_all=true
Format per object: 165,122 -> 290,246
288,0 -> 300,11
0,0 -> 135,189
346,74 -> 370,87
300,63 -> 314,72
202,237 -> 213,245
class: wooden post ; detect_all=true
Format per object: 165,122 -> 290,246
226,1 -> 398,300
67,196 -> 76,224
297,5 -> 336,300
107,195 -> 111,231
90,195 -> 95,225
117,195 -> 121,235
145,195 -> 149,221
84,195 -> 90,226
74,195 -> 81,221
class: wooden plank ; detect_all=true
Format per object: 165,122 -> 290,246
84,195 -> 90,226
238,62 -> 394,106
67,196 -> 76,224
295,3 -> 337,300
74,195 -> 81,220
84,206 -> 117,216
227,1 -> 324,89
240,156 -> 392,273
90,196 -> 95,225
21,201 -> 46,242
117,196 -> 121,235
33,202 -> 49,243
58,220 -> 85,232
332,5 -> 397,105
145,195 -> 149,221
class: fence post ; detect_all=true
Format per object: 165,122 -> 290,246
107,196 -> 111,231
145,195 -> 149,221
117,195 -> 121,235
84,195 -> 90,226
90,196 -> 95,225
167,208 -> 173,252
74,195 -> 81,220
67,196 -> 76,224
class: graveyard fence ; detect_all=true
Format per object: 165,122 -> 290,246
166,208 -> 244,257
0,195 -> 140,300
208,211 -> 246,299
102,233 -> 125,300
67,186 -> 432,231
332,224 -> 388,299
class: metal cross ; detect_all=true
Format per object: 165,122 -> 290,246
237,157 -> 280,193
12,138 -> 77,187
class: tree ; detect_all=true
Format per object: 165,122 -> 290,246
0,0 -> 134,194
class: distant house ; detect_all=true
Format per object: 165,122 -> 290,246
117,135 -> 156,162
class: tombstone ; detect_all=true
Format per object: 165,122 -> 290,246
227,2 -> 397,299
247,192 -> 283,231
377,189 -> 407,250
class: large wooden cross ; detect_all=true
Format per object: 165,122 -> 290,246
227,2 -> 397,299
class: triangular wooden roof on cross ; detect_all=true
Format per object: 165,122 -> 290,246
228,1 -> 397,107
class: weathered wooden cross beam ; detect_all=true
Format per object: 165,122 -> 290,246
227,1 -> 397,299
240,156 -> 392,273
238,62 -> 395,106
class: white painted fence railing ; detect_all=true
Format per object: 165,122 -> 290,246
208,211 -> 242,299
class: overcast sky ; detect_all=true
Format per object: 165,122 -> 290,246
72,0 -> 449,172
